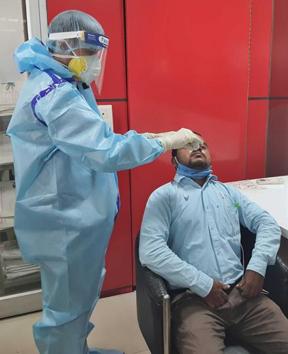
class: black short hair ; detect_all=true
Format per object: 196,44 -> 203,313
171,131 -> 202,159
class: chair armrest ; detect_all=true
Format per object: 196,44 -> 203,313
265,236 -> 288,316
137,265 -> 170,305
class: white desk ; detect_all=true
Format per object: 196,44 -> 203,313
229,176 -> 288,239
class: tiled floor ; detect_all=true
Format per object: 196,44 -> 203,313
0,291 -> 150,354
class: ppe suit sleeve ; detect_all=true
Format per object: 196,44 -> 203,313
226,185 -> 281,277
35,82 -> 164,172
139,186 -> 213,298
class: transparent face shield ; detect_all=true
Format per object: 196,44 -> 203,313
47,31 -> 109,92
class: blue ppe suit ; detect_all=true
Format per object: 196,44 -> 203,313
7,38 -> 163,354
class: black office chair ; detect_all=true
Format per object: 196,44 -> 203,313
135,226 -> 288,354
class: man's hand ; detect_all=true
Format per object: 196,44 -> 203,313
203,281 -> 230,308
236,270 -> 264,298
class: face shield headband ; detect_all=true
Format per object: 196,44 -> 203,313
48,31 -> 109,51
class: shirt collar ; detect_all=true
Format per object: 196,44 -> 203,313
174,173 -> 218,188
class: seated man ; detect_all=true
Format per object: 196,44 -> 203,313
139,133 -> 288,354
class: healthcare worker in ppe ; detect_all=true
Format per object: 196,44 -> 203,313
7,10 -> 203,354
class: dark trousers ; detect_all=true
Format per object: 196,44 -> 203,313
172,288 -> 288,354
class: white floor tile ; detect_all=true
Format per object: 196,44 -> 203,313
0,291 -> 150,354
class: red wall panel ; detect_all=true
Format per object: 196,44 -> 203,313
267,100 -> 288,176
270,0 -> 288,97
246,101 -> 269,178
126,1 -> 251,267
246,0 -> 273,178
266,0 -> 288,176
248,0 -> 273,97
101,102 -> 132,294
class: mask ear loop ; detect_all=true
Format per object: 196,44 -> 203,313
174,156 -> 180,165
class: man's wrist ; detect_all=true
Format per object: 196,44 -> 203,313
246,258 -> 267,278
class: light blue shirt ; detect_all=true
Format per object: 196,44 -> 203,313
139,174 -> 281,298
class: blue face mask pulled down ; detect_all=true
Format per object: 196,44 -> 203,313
176,163 -> 212,180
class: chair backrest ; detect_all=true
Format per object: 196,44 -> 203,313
240,226 -> 256,268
